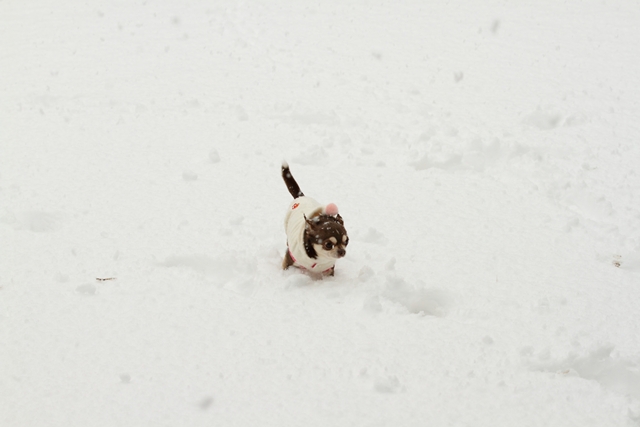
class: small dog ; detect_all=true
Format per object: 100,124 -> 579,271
281,162 -> 348,276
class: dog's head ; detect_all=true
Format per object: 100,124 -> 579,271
305,214 -> 348,259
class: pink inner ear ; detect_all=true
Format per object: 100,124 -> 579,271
325,203 -> 339,216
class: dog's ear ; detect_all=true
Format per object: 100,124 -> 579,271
304,214 -> 317,230
335,214 -> 344,225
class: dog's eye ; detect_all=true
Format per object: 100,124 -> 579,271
323,241 -> 334,250
344,237 -> 349,246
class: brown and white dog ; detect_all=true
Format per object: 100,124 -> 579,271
281,162 -> 348,276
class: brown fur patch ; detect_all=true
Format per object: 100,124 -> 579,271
282,249 -> 294,270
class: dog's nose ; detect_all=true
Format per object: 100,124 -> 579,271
337,248 -> 346,257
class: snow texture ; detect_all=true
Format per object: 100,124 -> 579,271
2,1 -> 640,426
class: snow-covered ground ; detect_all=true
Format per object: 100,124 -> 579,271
2,1 -> 640,425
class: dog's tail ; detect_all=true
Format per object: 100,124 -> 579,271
282,162 -> 304,198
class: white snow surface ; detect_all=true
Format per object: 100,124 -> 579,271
2,1 -> 640,426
